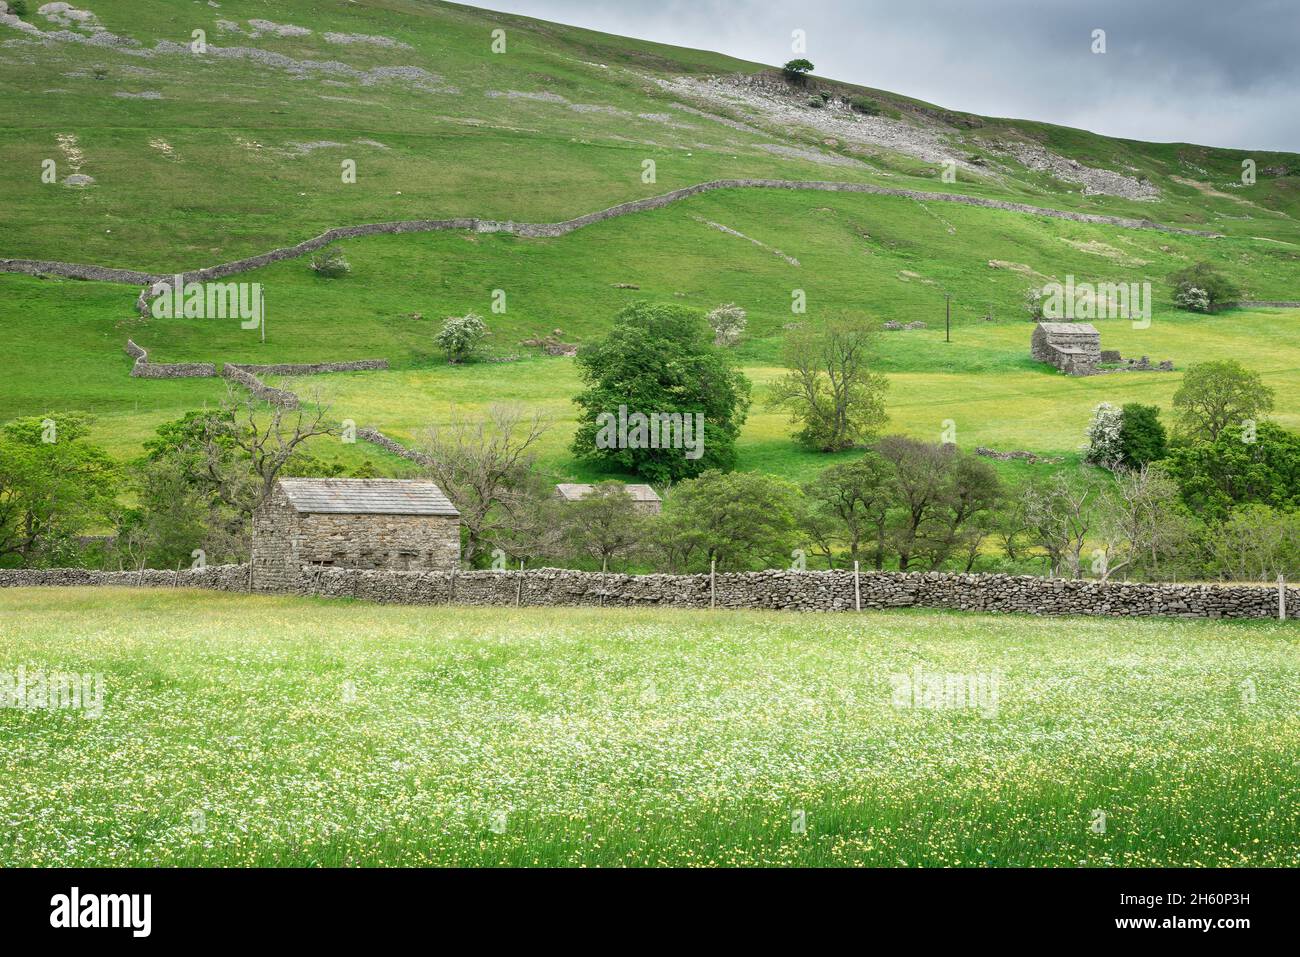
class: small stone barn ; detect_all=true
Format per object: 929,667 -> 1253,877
253,478 -> 460,589
555,483 -> 662,514
1031,321 -> 1101,376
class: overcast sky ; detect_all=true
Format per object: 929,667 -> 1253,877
474,0 -> 1300,153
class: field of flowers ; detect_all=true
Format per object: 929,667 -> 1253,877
0,587 -> 1296,867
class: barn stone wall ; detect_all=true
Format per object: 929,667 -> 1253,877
3,566 -> 1292,620
293,513 -> 461,572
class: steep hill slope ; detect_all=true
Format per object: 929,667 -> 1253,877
2,0 -> 1298,482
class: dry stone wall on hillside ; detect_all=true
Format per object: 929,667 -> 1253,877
2,178 -> 1225,312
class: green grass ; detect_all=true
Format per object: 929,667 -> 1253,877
3,0 -> 1300,488
0,587 -> 1295,867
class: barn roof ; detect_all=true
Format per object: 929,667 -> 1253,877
1036,321 -> 1099,336
556,482 -> 661,503
276,478 -> 459,516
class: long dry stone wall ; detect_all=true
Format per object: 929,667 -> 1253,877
2,566 -> 1291,620
356,427 -> 433,467
0,565 -> 251,591
231,359 -> 388,375
221,365 -> 299,408
3,179 -> 1225,305
125,339 -> 217,379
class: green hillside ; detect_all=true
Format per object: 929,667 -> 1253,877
2,0 -> 1299,484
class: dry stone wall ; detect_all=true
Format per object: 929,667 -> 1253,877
221,365 -> 299,408
3,566 -> 1292,620
0,565 -> 250,591
5,178 -> 1226,307
125,339 -> 217,379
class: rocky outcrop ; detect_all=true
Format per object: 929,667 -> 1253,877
2,565 -> 1292,620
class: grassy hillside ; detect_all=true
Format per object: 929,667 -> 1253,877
2,0 -> 1299,486
2,588 -> 1296,867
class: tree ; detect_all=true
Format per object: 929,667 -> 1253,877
436,312 -> 487,364
1204,505 -> 1300,581
1168,262 -> 1238,312
309,245 -> 351,278
801,453 -> 892,569
1117,404 -> 1167,468
771,314 -> 888,452
563,482 -> 648,571
129,392 -> 337,565
0,413 -> 117,567
706,303 -> 747,347
1091,464 -> 1189,581
1171,360 -> 1274,442
782,59 -> 815,83
659,469 -> 800,571
1083,402 -> 1124,467
1022,468 -> 1107,578
875,436 -> 950,571
487,472 -> 569,566
572,302 -> 751,483
208,387 -> 337,517
1163,421 -> 1300,522
917,453 -> 1003,570
420,404 -> 549,566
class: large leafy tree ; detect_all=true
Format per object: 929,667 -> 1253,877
1164,421 -> 1300,522
772,314 -> 888,452
562,482 -> 648,572
0,413 -> 117,567
572,302 -> 751,483
800,452 -> 892,569
1171,360 -> 1274,442
658,469 -> 800,571
1117,403 -> 1168,469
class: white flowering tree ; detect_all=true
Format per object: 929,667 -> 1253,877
706,303 -> 747,346
1083,402 -> 1124,467
436,312 -> 487,363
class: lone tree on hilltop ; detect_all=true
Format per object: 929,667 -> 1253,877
782,59 -> 815,83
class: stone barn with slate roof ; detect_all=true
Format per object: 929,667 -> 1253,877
555,482 -> 663,514
1031,321 -> 1102,375
253,478 -> 460,590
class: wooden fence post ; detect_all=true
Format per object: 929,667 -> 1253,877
710,559 -> 716,609
1280,574 -> 1288,622
854,560 -> 861,612
516,560 -> 524,607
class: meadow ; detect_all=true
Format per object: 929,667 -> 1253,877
0,587 -> 1296,867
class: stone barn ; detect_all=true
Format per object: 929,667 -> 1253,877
555,482 -> 662,514
1031,322 -> 1101,375
253,478 -> 460,590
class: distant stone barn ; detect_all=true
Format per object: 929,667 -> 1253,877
555,482 -> 663,514
1031,321 -> 1101,375
253,478 -> 460,590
